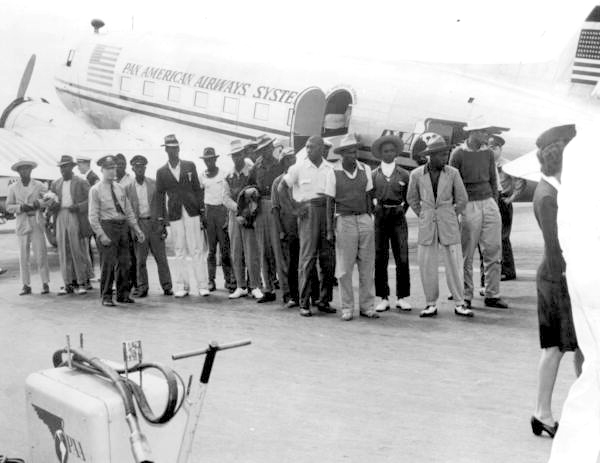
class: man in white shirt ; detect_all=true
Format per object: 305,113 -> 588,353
325,133 -> 377,321
126,155 -> 173,297
279,135 -> 336,317
199,147 -> 235,292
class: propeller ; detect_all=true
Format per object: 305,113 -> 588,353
16,54 -> 36,100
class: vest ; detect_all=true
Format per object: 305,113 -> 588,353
334,167 -> 369,215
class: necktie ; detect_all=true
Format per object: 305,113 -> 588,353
110,182 -> 125,215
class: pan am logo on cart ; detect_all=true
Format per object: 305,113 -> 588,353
32,404 -> 86,462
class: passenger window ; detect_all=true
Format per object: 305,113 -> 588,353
168,86 -> 181,102
143,81 -> 155,97
120,76 -> 131,92
254,103 -> 270,121
223,97 -> 239,115
194,91 -> 208,108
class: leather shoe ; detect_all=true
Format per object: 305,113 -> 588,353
455,305 -> 474,317
136,290 -> 148,298
464,299 -> 472,309
41,283 -> 50,295
419,305 -> 438,318
19,285 -> 32,296
299,308 -> 312,317
317,301 -> 336,313
117,297 -> 135,303
531,416 -> 558,438
163,289 -> 174,296
102,299 -> 116,307
257,292 -> 276,303
208,281 -> 216,292
484,297 -> 509,309
501,274 -> 516,281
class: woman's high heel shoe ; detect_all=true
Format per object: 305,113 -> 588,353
531,416 -> 559,438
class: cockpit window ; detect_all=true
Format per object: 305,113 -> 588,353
66,49 -> 75,67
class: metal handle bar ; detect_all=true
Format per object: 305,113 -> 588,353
171,339 -> 251,360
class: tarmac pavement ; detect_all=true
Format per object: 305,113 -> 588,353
0,204 -> 583,462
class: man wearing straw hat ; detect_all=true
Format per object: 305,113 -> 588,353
6,159 -> 50,295
156,134 -> 210,298
450,123 -> 508,309
371,134 -> 412,313
199,146 -> 235,292
248,133 -> 284,303
50,155 -> 93,295
325,133 -> 378,321
407,133 -> 472,318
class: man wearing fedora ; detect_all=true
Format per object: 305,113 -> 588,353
371,135 -> 412,312
407,133 -> 473,317
50,155 -> 93,295
279,135 -> 336,317
125,155 -> 173,297
199,147 -> 235,292
156,134 -> 210,297
450,124 -> 508,309
248,134 -> 284,303
6,160 -> 50,295
89,155 -> 145,306
325,133 -> 378,321
223,139 -> 263,300
77,156 -> 99,186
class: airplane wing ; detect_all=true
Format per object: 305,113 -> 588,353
501,148 -> 541,182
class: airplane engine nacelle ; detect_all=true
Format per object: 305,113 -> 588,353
0,97 -> 92,133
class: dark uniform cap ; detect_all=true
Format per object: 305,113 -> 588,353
130,155 -> 148,166
114,153 -> 126,163
97,155 -> 117,168
535,124 -> 576,149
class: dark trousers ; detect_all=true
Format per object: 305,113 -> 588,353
128,231 -> 137,290
99,220 -> 131,301
499,199 -> 516,278
374,207 -> 410,299
135,218 -> 172,292
281,233 -> 300,301
206,205 -> 234,287
298,202 -> 334,310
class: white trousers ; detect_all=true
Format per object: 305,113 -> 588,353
17,221 -> 49,287
549,267 -> 600,462
170,209 -> 208,293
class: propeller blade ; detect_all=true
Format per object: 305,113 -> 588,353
17,54 -> 36,100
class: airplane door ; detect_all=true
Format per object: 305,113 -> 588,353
291,87 -> 326,152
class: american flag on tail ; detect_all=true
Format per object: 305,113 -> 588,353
571,7 -> 600,85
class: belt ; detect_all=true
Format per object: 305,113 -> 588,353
260,197 -> 272,201
139,217 -> 152,220
205,203 -> 225,208
101,219 -> 127,224
382,203 -> 403,209
306,197 -> 327,207
338,211 -> 368,216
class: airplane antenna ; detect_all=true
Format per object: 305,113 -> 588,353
91,19 -> 105,34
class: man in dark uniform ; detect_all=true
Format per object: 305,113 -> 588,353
88,155 -> 145,306
371,135 -> 412,312
248,134 -> 283,303
126,155 -> 173,297
77,156 -> 100,186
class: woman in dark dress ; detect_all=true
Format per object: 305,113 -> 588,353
531,136 -> 583,438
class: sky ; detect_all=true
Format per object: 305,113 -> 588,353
0,0 -> 596,107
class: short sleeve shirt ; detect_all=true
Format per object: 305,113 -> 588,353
283,157 -> 334,201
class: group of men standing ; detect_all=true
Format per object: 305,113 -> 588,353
6,123 -> 521,318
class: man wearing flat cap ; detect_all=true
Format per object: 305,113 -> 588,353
371,135 -> 412,312
488,135 -> 526,282
248,133 -> 284,303
125,155 -> 173,297
199,147 -> 235,292
6,160 -> 50,295
50,155 -> 93,295
155,134 -> 210,297
89,155 -> 145,306
450,124 -> 508,309
77,156 -> 99,186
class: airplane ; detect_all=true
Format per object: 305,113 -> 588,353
1,5 -> 600,218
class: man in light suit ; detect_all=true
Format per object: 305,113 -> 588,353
155,134 -> 209,297
6,160 -> 50,295
50,155 -> 93,295
126,155 -> 173,297
406,133 -> 472,318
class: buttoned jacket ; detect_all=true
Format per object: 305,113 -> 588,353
6,179 -> 47,235
50,175 -> 93,238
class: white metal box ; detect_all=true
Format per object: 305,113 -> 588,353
26,366 -> 186,463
